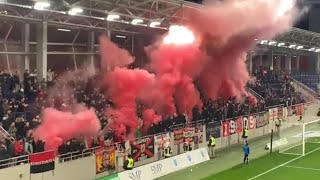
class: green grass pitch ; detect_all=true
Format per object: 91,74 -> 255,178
203,142 -> 320,180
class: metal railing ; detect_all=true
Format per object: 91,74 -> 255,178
170,119 -> 205,131
246,86 -> 264,101
0,126 -> 11,141
0,154 -> 29,169
57,147 -> 98,163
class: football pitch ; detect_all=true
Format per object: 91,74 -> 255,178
203,142 -> 320,180
158,141 -> 320,180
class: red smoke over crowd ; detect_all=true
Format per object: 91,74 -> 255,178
101,0 -> 301,137
33,108 -> 101,150
33,0 -> 303,149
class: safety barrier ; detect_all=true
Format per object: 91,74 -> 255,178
0,155 -> 29,169
117,148 -> 210,180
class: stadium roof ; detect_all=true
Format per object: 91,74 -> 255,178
0,0 -> 202,33
1,0 -> 320,55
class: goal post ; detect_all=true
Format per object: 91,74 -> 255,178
278,119 -> 320,156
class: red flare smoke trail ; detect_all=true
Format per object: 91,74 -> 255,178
99,0 -> 302,136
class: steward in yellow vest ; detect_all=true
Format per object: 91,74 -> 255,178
123,154 -> 134,170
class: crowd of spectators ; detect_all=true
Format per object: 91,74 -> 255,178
248,68 -> 305,107
0,67 -> 306,168
147,95 -> 265,135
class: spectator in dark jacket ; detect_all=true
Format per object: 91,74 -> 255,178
35,140 -> 45,153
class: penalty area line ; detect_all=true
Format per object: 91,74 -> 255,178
283,165 -> 320,172
248,147 -> 320,180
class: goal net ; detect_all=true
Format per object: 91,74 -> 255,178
279,119 -> 320,156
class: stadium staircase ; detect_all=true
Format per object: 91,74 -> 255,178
246,86 -> 264,101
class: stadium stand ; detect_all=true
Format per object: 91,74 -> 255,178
0,67 -> 306,170
248,68 -> 305,107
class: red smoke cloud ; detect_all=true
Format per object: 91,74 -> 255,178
33,108 -> 101,150
104,67 -> 155,137
142,109 -> 162,133
99,36 -> 134,70
99,0 -> 301,136
144,43 -> 204,117
185,0 -> 300,100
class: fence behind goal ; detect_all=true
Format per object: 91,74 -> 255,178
279,119 -> 320,156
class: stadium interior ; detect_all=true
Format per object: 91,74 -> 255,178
0,0 -> 320,180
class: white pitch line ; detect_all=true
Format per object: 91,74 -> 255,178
248,147 -> 320,180
283,165 -> 320,172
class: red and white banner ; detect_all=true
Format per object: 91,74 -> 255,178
229,120 -> 236,134
269,108 -> 278,121
294,104 -> 304,116
235,117 -> 243,134
222,121 -> 230,137
242,116 -> 255,130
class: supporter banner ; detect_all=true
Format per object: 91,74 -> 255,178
229,119 -> 236,134
282,107 -> 288,120
29,151 -> 55,174
205,122 -> 221,141
222,121 -> 230,137
256,113 -> 268,128
95,146 -> 116,174
278,107 -> 284,119
118,148 -> 210,180
243,116 -> 256,130
154,132 -> 170,153
194,124 -> 203,144
183,127 -> 195,142
294,104 -> 304,116
173,129 -> 184,145
235,117 -> 243,134
287,106 -> 293,117
269,108 -> 278,121
130,136 -> 155,162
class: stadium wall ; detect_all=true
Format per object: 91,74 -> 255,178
0,103 -> 318,180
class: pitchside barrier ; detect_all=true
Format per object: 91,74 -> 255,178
117,148 -> 210,180
0,102 -> 318,180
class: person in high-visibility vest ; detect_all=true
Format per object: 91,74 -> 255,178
183,138 -> 192,152
242,128 -> 249,144
123,154 -> 134,170
276,117 -> 282,136
164,142 -> 172,158
208,135 -> 216,159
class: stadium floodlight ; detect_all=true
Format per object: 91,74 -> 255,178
296,45 -> 303,49
57,28 -> 71,32
150,21 -> 161,28
309,48 -> 316,51
107,14 -> 120,21
131,19 -> 143,25
68,7 -> 83,15
34,1 -> 50,10
278,42 -> 285,47
289,44 -> 296,48
268,41 -> 276,45
316,49 -> 320,53
116,35 -> 126,39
